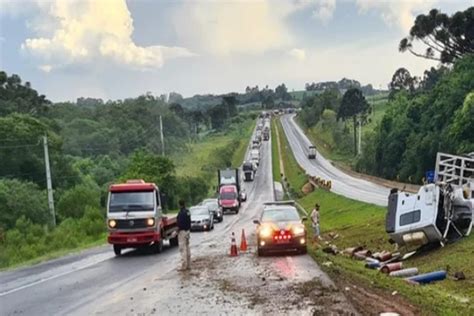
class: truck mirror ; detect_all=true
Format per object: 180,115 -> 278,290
253,219 -> 260,225
301,216 -> 307,221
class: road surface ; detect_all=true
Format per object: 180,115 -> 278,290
0,122 -> 356,315
280,114 -> 390,206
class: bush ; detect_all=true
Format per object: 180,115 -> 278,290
0,179 -> 50,230
0,207 -> 105,268
57,179 -> 101,220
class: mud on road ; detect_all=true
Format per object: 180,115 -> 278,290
177,235 -> 357,315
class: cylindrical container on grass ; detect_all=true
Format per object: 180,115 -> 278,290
406,271 -> 447,284
380,262 -> 403,274
389,268 -> 418,278
365,262 -> 381,269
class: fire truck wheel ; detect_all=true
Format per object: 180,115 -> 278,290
170,235 -> 179,247
113,245 -> 122,256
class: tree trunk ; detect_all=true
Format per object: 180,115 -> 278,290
353,116 -> 357,155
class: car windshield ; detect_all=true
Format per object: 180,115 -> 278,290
109,191 -> 155,212
190,207 -> 209,216
203,201 -> 218,210
220,192 -> 237,200
261,208 -> 300,222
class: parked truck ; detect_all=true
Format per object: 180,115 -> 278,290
386,152 -> 473,248
218,168 -> 242,213
107,179 -> 179,256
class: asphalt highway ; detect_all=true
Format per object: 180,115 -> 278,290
280,114 -> 390,206
0,121 -> 355,315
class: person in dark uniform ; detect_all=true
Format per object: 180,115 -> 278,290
177,199 -> 191,271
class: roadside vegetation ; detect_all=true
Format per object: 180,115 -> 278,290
0,71 -> 256,269
296,8 -> 474,185
274,113 -> 474,315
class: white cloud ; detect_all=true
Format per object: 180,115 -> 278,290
38,64 -> 52,73
171,1 -> 293,56
312,0 -> 336,24
288,48 -> 306,61
21,0 -> 194,71
355,0 -> 437,32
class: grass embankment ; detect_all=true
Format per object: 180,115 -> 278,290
274,116 -> 473,315
271,120 -> 281,183
300,93 -> 389,166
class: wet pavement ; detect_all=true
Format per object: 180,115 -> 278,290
0,122 -> 357,316
280,114 -> 390,206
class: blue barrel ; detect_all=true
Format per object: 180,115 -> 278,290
365,262 -> 381,269
406,270 -> 446,284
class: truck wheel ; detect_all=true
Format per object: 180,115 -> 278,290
235,208 -> 239,214
113,245 -> 122,256
299,247 -> 307,255
152,239 -> 163,254
170,235 -> 179,247
257,248 -> 265,256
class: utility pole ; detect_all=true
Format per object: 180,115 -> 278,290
358,119 -> 362,155
159,115 -> 165,156
43,135 -> 56,227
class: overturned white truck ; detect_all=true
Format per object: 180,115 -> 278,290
386,152 -> 474,248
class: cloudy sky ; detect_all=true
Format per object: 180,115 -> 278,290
0,0 -> 471,101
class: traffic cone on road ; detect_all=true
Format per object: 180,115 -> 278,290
230,232 -> 238,257
240,229 -> 248,252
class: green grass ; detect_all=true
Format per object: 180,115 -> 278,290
1,232 -> 108,272
271,120 -> 281,183
276,119 -> 307,193
275,118 -> 474,315
174,119 -> 254,178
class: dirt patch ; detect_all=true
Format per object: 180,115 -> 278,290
181,248 -> 357,315
331,273 -> 422,316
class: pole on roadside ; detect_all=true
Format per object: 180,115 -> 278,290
358,119 -> 362,155
43,135 -> 56,227
159,115 -> 165,156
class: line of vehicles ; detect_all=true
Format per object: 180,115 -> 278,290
105,116 -> 308,257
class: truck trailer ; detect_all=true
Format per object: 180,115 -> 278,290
107,180 -> 179,256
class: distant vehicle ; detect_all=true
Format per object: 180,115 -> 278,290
308,145 -> 316,159
218,169 -> 242,214
243,161 -> 256,181
253,201 -> 307,256
201,198 -> 223,222
252,139 -> 260,149
256,130 -> 262,142
107,179 -> 179,256
190,206 -> 214,231
386,152 -> 473,248
250,149 -> 260,167
263,129 -> 269,141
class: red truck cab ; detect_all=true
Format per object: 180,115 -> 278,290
219,185 -> 240,214
107,180 -> 178,256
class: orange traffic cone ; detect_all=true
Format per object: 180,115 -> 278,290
240,229 -> 248,252
230,232 -> 238,257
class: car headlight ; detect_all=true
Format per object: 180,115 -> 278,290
292,225 -> 305,235
108,219 -> 117,229
146,218 -> 155,227
259,226 -> 273,238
